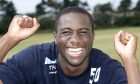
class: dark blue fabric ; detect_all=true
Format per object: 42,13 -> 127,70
0,42 -> 127,84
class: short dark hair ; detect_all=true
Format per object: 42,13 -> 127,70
54,6 -> 94,32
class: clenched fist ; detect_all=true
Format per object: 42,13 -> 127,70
114,30 -> 138,60
7,15 -> 40,42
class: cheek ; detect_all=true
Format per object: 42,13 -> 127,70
56,35 -> 68,42
82,34 -> 93,43
81,35 -> 94,49
55,35 -> 70,47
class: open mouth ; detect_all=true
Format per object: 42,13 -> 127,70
66,48 -> 83,56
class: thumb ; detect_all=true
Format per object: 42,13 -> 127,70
114,30 -> 123,46
114,30 -> 125,56
31,18 -> 40,32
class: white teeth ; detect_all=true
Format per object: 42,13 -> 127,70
68,48 -> 83,52
70,51 -> 82,55
67,48 -> 83,56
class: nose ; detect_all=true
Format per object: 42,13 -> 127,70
69,32 -> 81,46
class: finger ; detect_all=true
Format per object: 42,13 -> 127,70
120,32 -> 136,45
18,15 -> 25,27
114,30 -> 125,56
114,30 -> 124,47
114,30 -> 122,43
27,17 -> 33,28
124,32 -> 133,40
23,17 -> 33,28
31,18 -> 40,31
124,32 -> 138,57
20,15 -> 33,28
12,15 -> 25,27
33,18 -> 40,29
23,16 -> 30,28
125,32 -> 138,47
124,32 -> 131,40
120,31 -> 128,45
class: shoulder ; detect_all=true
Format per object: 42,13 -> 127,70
14,41 -> 56,58
89,48 -> 127,83
0,42 -> 57,83
90,48 -> 123,71
5,41 -> 57,67
90,48 -> 123,68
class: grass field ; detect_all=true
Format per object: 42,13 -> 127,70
2,27 -> 140,65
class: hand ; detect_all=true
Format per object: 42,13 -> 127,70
114,30 -> 138,60
7,15 -> 40,42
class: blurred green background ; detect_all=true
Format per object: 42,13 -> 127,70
3,27 -> 140,66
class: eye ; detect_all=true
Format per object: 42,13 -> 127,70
61,31 -> 71,35
79,30 -> 88,34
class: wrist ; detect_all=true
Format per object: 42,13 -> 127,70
121,56 -> 138,65
3,32 -> 20,44
0,33 -> 20,62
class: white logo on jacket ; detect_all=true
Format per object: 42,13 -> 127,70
89,67 -> 101,84
45,57 -> 56,64
44,57 -> 57,74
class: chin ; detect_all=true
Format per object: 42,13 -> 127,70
67,56 -> 88,67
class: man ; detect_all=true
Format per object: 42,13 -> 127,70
0,7 -> 139,84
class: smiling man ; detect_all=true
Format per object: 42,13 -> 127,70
0,6 -> 139,84
55,12 -> 94,76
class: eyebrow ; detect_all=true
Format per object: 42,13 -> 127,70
79,28 -> 90,31
60,27 -> 71,31
60,27 -> 90,31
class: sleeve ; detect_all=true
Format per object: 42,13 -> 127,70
0,45 -> 38,84
108,66 -> 128,84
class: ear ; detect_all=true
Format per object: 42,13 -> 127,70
53,31 -> 57,44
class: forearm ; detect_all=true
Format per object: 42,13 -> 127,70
122,57 -> 140,84
0,33 -> 19,63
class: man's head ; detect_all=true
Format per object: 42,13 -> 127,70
54,6 -> 95,67
54,6 -> 94,32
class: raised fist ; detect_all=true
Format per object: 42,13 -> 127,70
114,30 -> 138,60
7,15 -> 40,42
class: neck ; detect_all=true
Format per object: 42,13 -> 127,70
58,54 -> 89,77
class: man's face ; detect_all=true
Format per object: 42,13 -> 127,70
55,13 -> 94,67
